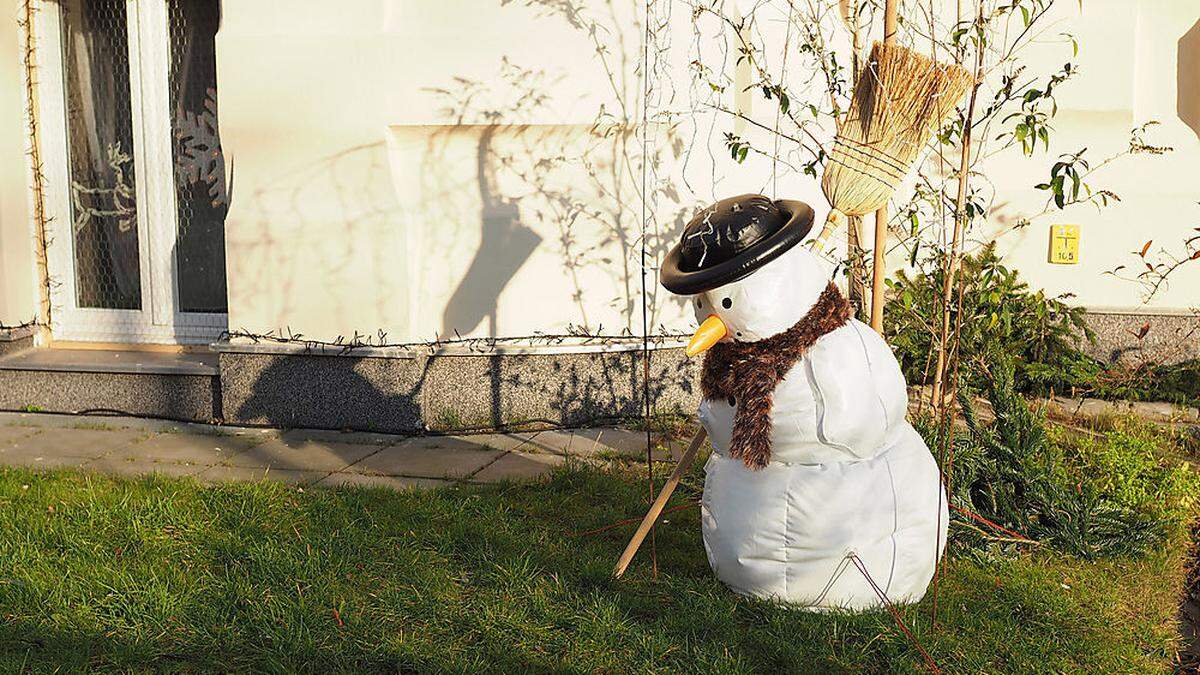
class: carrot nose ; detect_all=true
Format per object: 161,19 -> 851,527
686,315 -> 728,357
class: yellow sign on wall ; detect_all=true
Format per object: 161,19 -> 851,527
1048,224 -> 1080,264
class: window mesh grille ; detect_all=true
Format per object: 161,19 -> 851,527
168,0 -> 228,313
61,0 -> 141,310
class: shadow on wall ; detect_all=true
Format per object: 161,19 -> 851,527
227,122 -> 691,346
232,355 -> 425,440
441,125 -> 542,338
230,120 -> 698,435
395,121 -> 695,342
1180,18 -> 1200,140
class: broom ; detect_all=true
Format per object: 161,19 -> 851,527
808,41 -> 974,254
613,42 -> 973,580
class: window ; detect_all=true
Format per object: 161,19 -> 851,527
39,0 -> 228,343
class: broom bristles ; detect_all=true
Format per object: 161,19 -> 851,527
822,42 -> 974,218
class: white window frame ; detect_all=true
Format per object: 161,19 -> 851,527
35,0 -> 227,345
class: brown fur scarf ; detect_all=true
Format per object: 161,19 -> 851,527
700,283 -> 852,469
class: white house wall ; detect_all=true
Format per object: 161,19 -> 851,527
0,0 -> 34,327
980,0 -> 1200,311
215,0 -> 657,343
384,123 -> 696,341
177,0 -> 1200,343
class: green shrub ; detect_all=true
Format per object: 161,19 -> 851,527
943,358 -> 1189,559
886,243 -> 1097,394
886,245 -> 1200,406
1080,359 -> 1200,408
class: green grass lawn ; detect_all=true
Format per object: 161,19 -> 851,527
0,428 -> 1193,673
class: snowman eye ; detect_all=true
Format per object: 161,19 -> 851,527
695,298 -> 703,307
722,298 -> 732,309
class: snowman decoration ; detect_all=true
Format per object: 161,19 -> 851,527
659,194 -> 947,610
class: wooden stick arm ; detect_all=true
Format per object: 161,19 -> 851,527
613,428 -> 709,578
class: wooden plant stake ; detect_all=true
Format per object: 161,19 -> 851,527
870,0 -> 900,334
613,428 -> 709,578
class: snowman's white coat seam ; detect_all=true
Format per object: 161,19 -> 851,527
882,453 -> 900,595
849,321 -> 894,431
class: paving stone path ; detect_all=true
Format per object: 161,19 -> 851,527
0,412 -> 686,491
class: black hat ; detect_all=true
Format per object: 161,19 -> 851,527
660,194 -> 815,295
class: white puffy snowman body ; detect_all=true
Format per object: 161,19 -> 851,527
691,244 -> 946,610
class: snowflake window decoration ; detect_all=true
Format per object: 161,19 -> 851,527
173,87 -> 227,208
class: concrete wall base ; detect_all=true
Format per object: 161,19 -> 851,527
1083,312 -> 1200,365
0,326 -> 33,358
2,308 -> 1194,433
0,370 -> 217,421
219,348 -> 701,433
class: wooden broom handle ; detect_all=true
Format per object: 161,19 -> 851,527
613,428 -> 708,578
807,209 -> 845,254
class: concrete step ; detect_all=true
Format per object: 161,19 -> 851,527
0,348 -> 219,422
